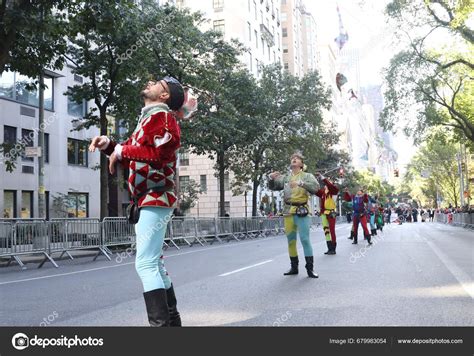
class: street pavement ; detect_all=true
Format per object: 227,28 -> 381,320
0,221 -> 472,327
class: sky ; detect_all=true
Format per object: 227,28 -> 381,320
307,0 -> 416,171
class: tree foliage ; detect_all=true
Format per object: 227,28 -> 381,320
404,130 -> 461,207
382,0 -> 474,145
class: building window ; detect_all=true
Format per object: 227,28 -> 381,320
217,172 -> 230,191
284,62 -> 289,70
254,0 -> 257,19
248,22 -> 252,41
67,91 -> 86,118
218,201 -> 231,214
249,52 -> 253,71
3,190 -> 17,218
21,191 -> 33,218
260,10 -> 263,24
213,0 -> 224,9
248,0 -> 251,11
268,45 -> 271,60
262,38 -> 265,54
281,12 -> 287,21
179,148 -> 189,166
3,125 -> 17,145
200,175 -> 207,192
282,28 -> 288,37
283,44 -> 288,53
21,129 -> 34,162
179,175 -> 190,189
67,138 -> 88,167
44,133 -> 49,163
213,19 -> 225,34
0,72 -> 53,110
67,193 -> 89,218
255,30 -> 258,47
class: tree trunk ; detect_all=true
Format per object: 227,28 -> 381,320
108,171 -> 119,217
252,179 -> 259,217
251,157 -> 261,217
100,113 -> 109,220
218,151 -> 226,217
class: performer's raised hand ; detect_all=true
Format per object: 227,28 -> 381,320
109,152 -> 119,175
89,136 -> 109,152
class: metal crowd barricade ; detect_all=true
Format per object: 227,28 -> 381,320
170,218 -> 205,248
196,218 -> 221,244
102,217 -> 136,254
0,219 -> 57,269
231,218 -> 248,240
246,217 -> 263,238
216,217 -> 239,242
50,218 -> 110,262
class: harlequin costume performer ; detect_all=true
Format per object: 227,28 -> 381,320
368,196 -> 378,237
269,152 -> 320,278
315,174 -> 339,255
343,188 -> 372,245
90,76 -> 195,327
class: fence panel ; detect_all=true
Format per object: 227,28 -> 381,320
50,219 -> 110,261
102,217 -> 136,249
196,218 -> 220,244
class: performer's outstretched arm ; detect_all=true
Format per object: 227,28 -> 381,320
268,174 -> 285,191
324,178 -> 339,195
343,191 -> 352,202
299,173 -> 319,195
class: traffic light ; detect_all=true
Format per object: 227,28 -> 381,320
394,169 -> 399,178
338,167 -> 345,178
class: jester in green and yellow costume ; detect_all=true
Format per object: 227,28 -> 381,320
268,153 -> 319,278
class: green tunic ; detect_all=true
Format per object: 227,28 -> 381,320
269,171 -> 319,216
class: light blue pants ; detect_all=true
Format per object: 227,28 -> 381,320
135,207 -> 173,292
284,215 -> 313,257
369,213 -> 376,230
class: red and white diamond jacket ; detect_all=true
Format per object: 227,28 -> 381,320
103,103 -> 180,209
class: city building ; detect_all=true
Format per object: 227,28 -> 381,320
280,0 -> 317,77
0,64 -> 100,219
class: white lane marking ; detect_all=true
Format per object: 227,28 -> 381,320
414,229 -> 474,299
219,260 -> 273,277
0,262 -> 136,286
0,237 -> 283,286
0,222 -> 351,286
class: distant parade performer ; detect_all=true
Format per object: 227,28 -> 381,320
89,76 -> 193,327
368,196 -> 378,237
269,152 -> 320,278
376,206 -> 385,232
344,187 -> 372,245
315,173 -> 339,255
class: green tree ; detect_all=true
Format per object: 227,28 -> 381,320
0,0 -> 70,76
228,65 -> 332,216
66,0 -> 148,219
381,0 -> 474,144
178,179 -> 202,214
404,131 -> 461,207
0,0 -> 71,170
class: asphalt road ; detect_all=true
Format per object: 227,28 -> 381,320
0,221 -> 473,327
